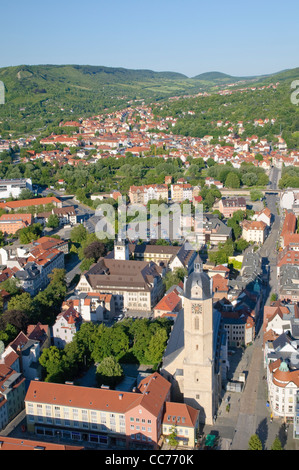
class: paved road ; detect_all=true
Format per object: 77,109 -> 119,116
203,165 -> 298,450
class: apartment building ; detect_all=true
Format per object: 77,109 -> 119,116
25,372 -> 171,449
53,306 -> 82,349
162,402 -> 199,448
0,213 -> 33,235
63,292 -> 115,323
128,184 -> 168,205
170,183 -> 193,203
218,197 -> 246,218
241,220 -> 267,244
0,363 -> 26,430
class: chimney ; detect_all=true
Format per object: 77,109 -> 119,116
119,394 -> 123,400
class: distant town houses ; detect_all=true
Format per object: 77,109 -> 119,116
0,236 -> 66,296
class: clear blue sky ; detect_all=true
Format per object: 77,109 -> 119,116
2,0 -> 299,77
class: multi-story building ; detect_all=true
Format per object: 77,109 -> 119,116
128,184 -> 168,205
52,306 -> 82,349
0,178 -> 32,200
76,257 -> 164,314
64,292 -> 115,323
24,372 -> 171,449
218,197 -> 246,218
0,363 -> 26,430
0,196 -> 62,212
162,402 -> 199,448
241,220 -> 267,244
0,213 -> 33,235
171,183 -> 193,203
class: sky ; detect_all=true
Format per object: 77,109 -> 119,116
1,0 -> 299,77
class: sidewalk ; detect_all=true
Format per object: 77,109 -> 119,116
202,335 -> 299,450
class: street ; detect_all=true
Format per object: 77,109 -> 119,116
202,166 -> 299,449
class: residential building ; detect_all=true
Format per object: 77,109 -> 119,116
241,220 -> 267,244
128,184 -> 168,204
253,207 -> 272,227
36,206 -> 77,226
171,184 -> 193,203
53,306 -> 82,349
0,436 -> 84,450
64,292 -> 115,323
162,402 -> 199,448
1,326 -> 50,382
189,214 -> 232,248
153,289 -> 182,318
279,265 -> 299,302
0,213 -> 33,235
280,211 -> 297,248
218,197 -> 246,218
0,363 -> 26,429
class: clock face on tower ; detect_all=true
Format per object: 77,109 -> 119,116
192,303 -> 202,314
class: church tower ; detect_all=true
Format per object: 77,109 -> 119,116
183,254 -> 215,424
114,237 -> 129,260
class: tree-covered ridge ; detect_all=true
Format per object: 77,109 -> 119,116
0,63 -> 298,138
152,79 -> 299,148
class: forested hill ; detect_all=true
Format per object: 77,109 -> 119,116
0,63 -> 298,137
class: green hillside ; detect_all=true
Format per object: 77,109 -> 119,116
0,63 -> 298,138
0,64 -> 200,137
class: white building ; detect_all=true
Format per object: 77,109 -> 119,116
52,306 -> 82,349
0,178 -> 32,199
241,220 -> 267,244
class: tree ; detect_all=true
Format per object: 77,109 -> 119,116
145,328 -> 168,364
163,268 -> 186,291
0,309 -> 29,333
83,241 -> 106,260
225,172 -> 240,189
39,346 -> 65,382
70,224 -> 87,244
250,189 -> 263,201
96,356 -> 123,388
271,436 -> 283,450
7,292 -> 35,317
46,214 -> 60,228
18,223 -> 43,244
248,434 -> 263,450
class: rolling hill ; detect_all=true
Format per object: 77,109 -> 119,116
0,63 -> 298,137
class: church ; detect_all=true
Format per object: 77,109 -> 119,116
160,254 -> 225,425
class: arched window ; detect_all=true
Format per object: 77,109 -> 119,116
194,317 -> 199,330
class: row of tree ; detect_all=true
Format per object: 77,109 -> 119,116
39,317 -> 172,385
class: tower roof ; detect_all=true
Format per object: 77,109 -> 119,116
184,253 -> 212,300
